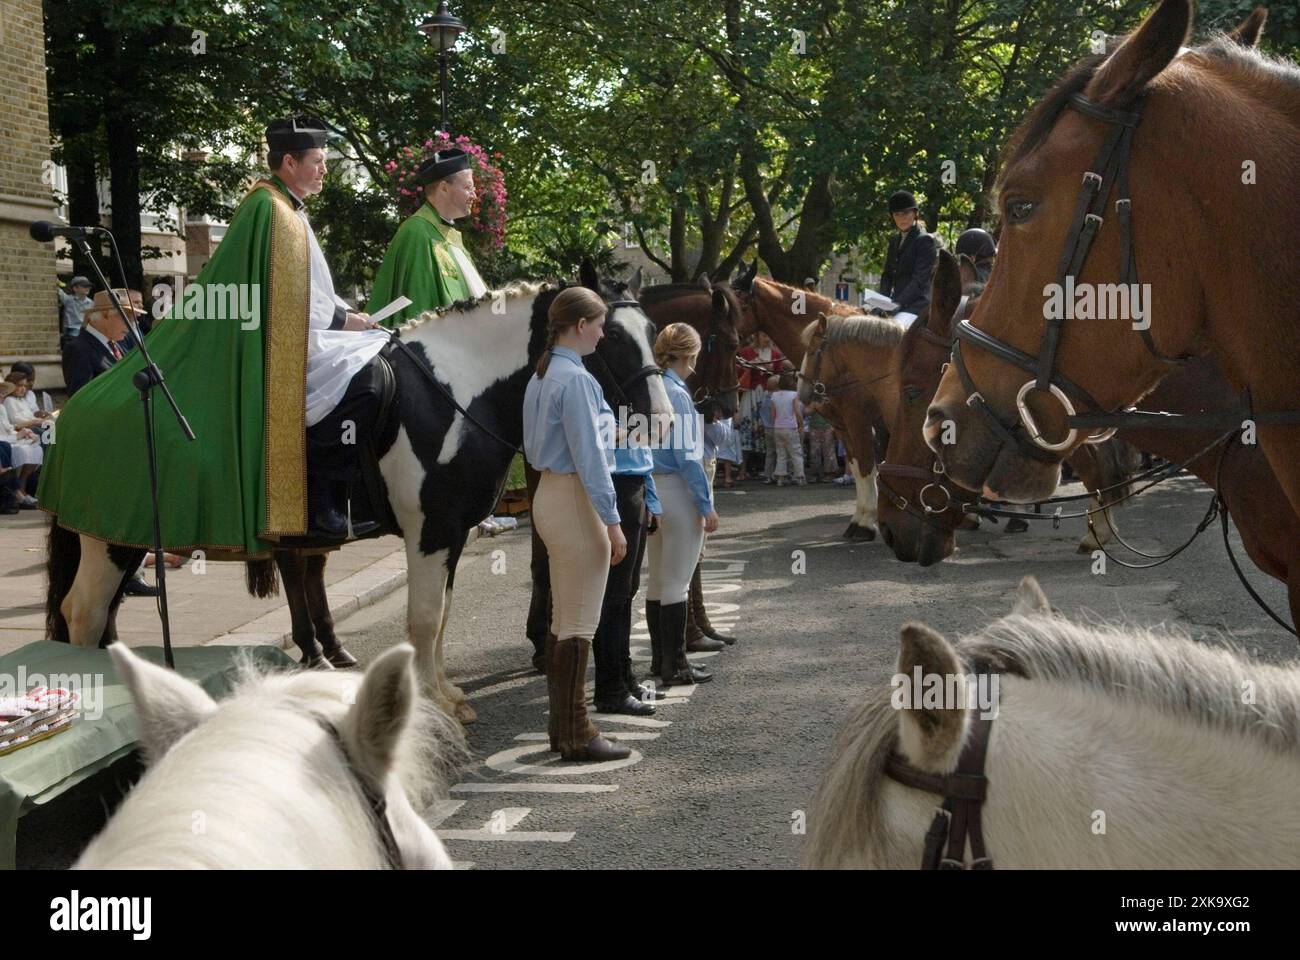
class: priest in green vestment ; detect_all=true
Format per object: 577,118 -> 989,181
38,116 -> 378,558
366,148 -> 488,327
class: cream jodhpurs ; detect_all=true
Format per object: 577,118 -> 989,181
533,471 -> 610,638
645,472 -> 705,604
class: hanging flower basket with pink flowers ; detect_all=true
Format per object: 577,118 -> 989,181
384,132 -> 507,251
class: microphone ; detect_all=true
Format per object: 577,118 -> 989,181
29,220 -> 104,242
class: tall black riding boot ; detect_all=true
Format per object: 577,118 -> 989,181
646,600 -> 662,676
658,601 -> 713,687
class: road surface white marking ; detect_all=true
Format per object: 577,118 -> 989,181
452,783 -> 619,794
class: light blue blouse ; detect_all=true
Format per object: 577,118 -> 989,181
651,368 -> 714,517
523,347 -> 619,525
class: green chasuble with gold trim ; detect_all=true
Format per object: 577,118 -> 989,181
366,202 -> 486,327
38,178 -> 314,559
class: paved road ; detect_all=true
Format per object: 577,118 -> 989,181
22,472 -> 1295,868
332,473 -> 1297,870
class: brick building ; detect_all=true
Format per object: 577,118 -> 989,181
0,0 -> 59,379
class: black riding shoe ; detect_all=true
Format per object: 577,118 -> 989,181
310,508 -> 379,540
594,693 -> 656,717
123,575 -> 160,598
310,508 -> 350,540
562,734 -> 632,762
322,644 -> 359,669
300,652 -> 335,670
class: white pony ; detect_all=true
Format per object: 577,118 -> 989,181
806,577 -> 1300,868
75,644 -> 466,869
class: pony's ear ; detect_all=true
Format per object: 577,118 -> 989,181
734,258 -> 758,292
343,644 -> 416,780
958,253 -> 978,292
929,249 -> 963,339
109,644 -> 216,764
625,266 -> 643,298
710,287 -> 730,323
578,257 -> 599,292
816,312 -> 828,335
1011,575 -> 1053,616
1085,0 -> 1191,108
894,622 -> 967,770
1226,7 -> 1267,48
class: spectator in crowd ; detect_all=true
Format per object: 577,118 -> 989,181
768,369 -> 806,486
760,373 -> 779,482
805,406 -> 839,482
0,382 -> 41,507
58,276 -> 94,339
736,331 -> 782,481
3,367 -> 52,432
62,289 -> 146,397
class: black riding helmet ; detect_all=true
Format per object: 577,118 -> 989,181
955,228 -> 997,261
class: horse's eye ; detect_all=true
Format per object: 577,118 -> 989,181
903,385 -> 925,405
1006,200 -> 1035,224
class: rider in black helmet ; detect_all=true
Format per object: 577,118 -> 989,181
876,190 -> 937,318
955,227 -> 997,284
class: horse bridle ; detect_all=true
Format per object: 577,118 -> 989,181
885,716 -> 995,869
692,327 -> 741,413
585,297 -> 664,410
879,299 -> 980,526
316,716 -> 404,869
952,91 -> 1190,457
799,318 -> 898,404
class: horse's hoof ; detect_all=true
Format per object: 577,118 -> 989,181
453,700 -> 478,725
859,525 -> 878,542
842,522 -> 861,540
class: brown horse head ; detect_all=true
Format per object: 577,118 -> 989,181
926,0 -> 1300,503
637,279 -> 741,420
879,249 -> 980,565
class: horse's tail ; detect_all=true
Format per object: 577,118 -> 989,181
45,516 -> 80,644
245,558 -> 280,598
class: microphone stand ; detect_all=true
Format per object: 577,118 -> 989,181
72,232 -> 194,668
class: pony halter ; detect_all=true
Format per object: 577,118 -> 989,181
952,91 -> 1186,455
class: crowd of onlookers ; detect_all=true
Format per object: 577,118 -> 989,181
0,362 -> 49,514
712,331 -> 853,490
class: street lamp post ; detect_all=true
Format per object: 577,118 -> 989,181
419,1 -> 466,134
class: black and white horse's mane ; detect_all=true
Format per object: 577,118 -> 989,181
395,280 -> 553,332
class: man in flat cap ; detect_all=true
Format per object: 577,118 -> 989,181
366,147 -> 488,327
42,116 -> 387,600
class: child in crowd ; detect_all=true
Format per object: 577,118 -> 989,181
768,371 -> 805,487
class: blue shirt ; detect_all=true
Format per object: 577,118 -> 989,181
758,392 -> 775,429
702,418 -> 733,462
523,347 -> 619,525
652,368 -> 714,516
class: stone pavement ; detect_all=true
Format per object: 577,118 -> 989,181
0,509 -> 409,658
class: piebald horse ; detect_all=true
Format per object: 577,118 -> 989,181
46,280 -> 671,724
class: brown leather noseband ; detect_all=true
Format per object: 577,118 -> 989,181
883,715 -> 995,870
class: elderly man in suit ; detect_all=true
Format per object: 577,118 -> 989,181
59,288 -> 159,595
62,289 -> 146,397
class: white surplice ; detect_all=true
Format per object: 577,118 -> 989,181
295,202 -> 389,428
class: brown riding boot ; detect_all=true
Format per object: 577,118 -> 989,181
544,632 -> 559,751
691,563 -> 736,645
685,581 -> 724,653
552,636 -> 631,761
